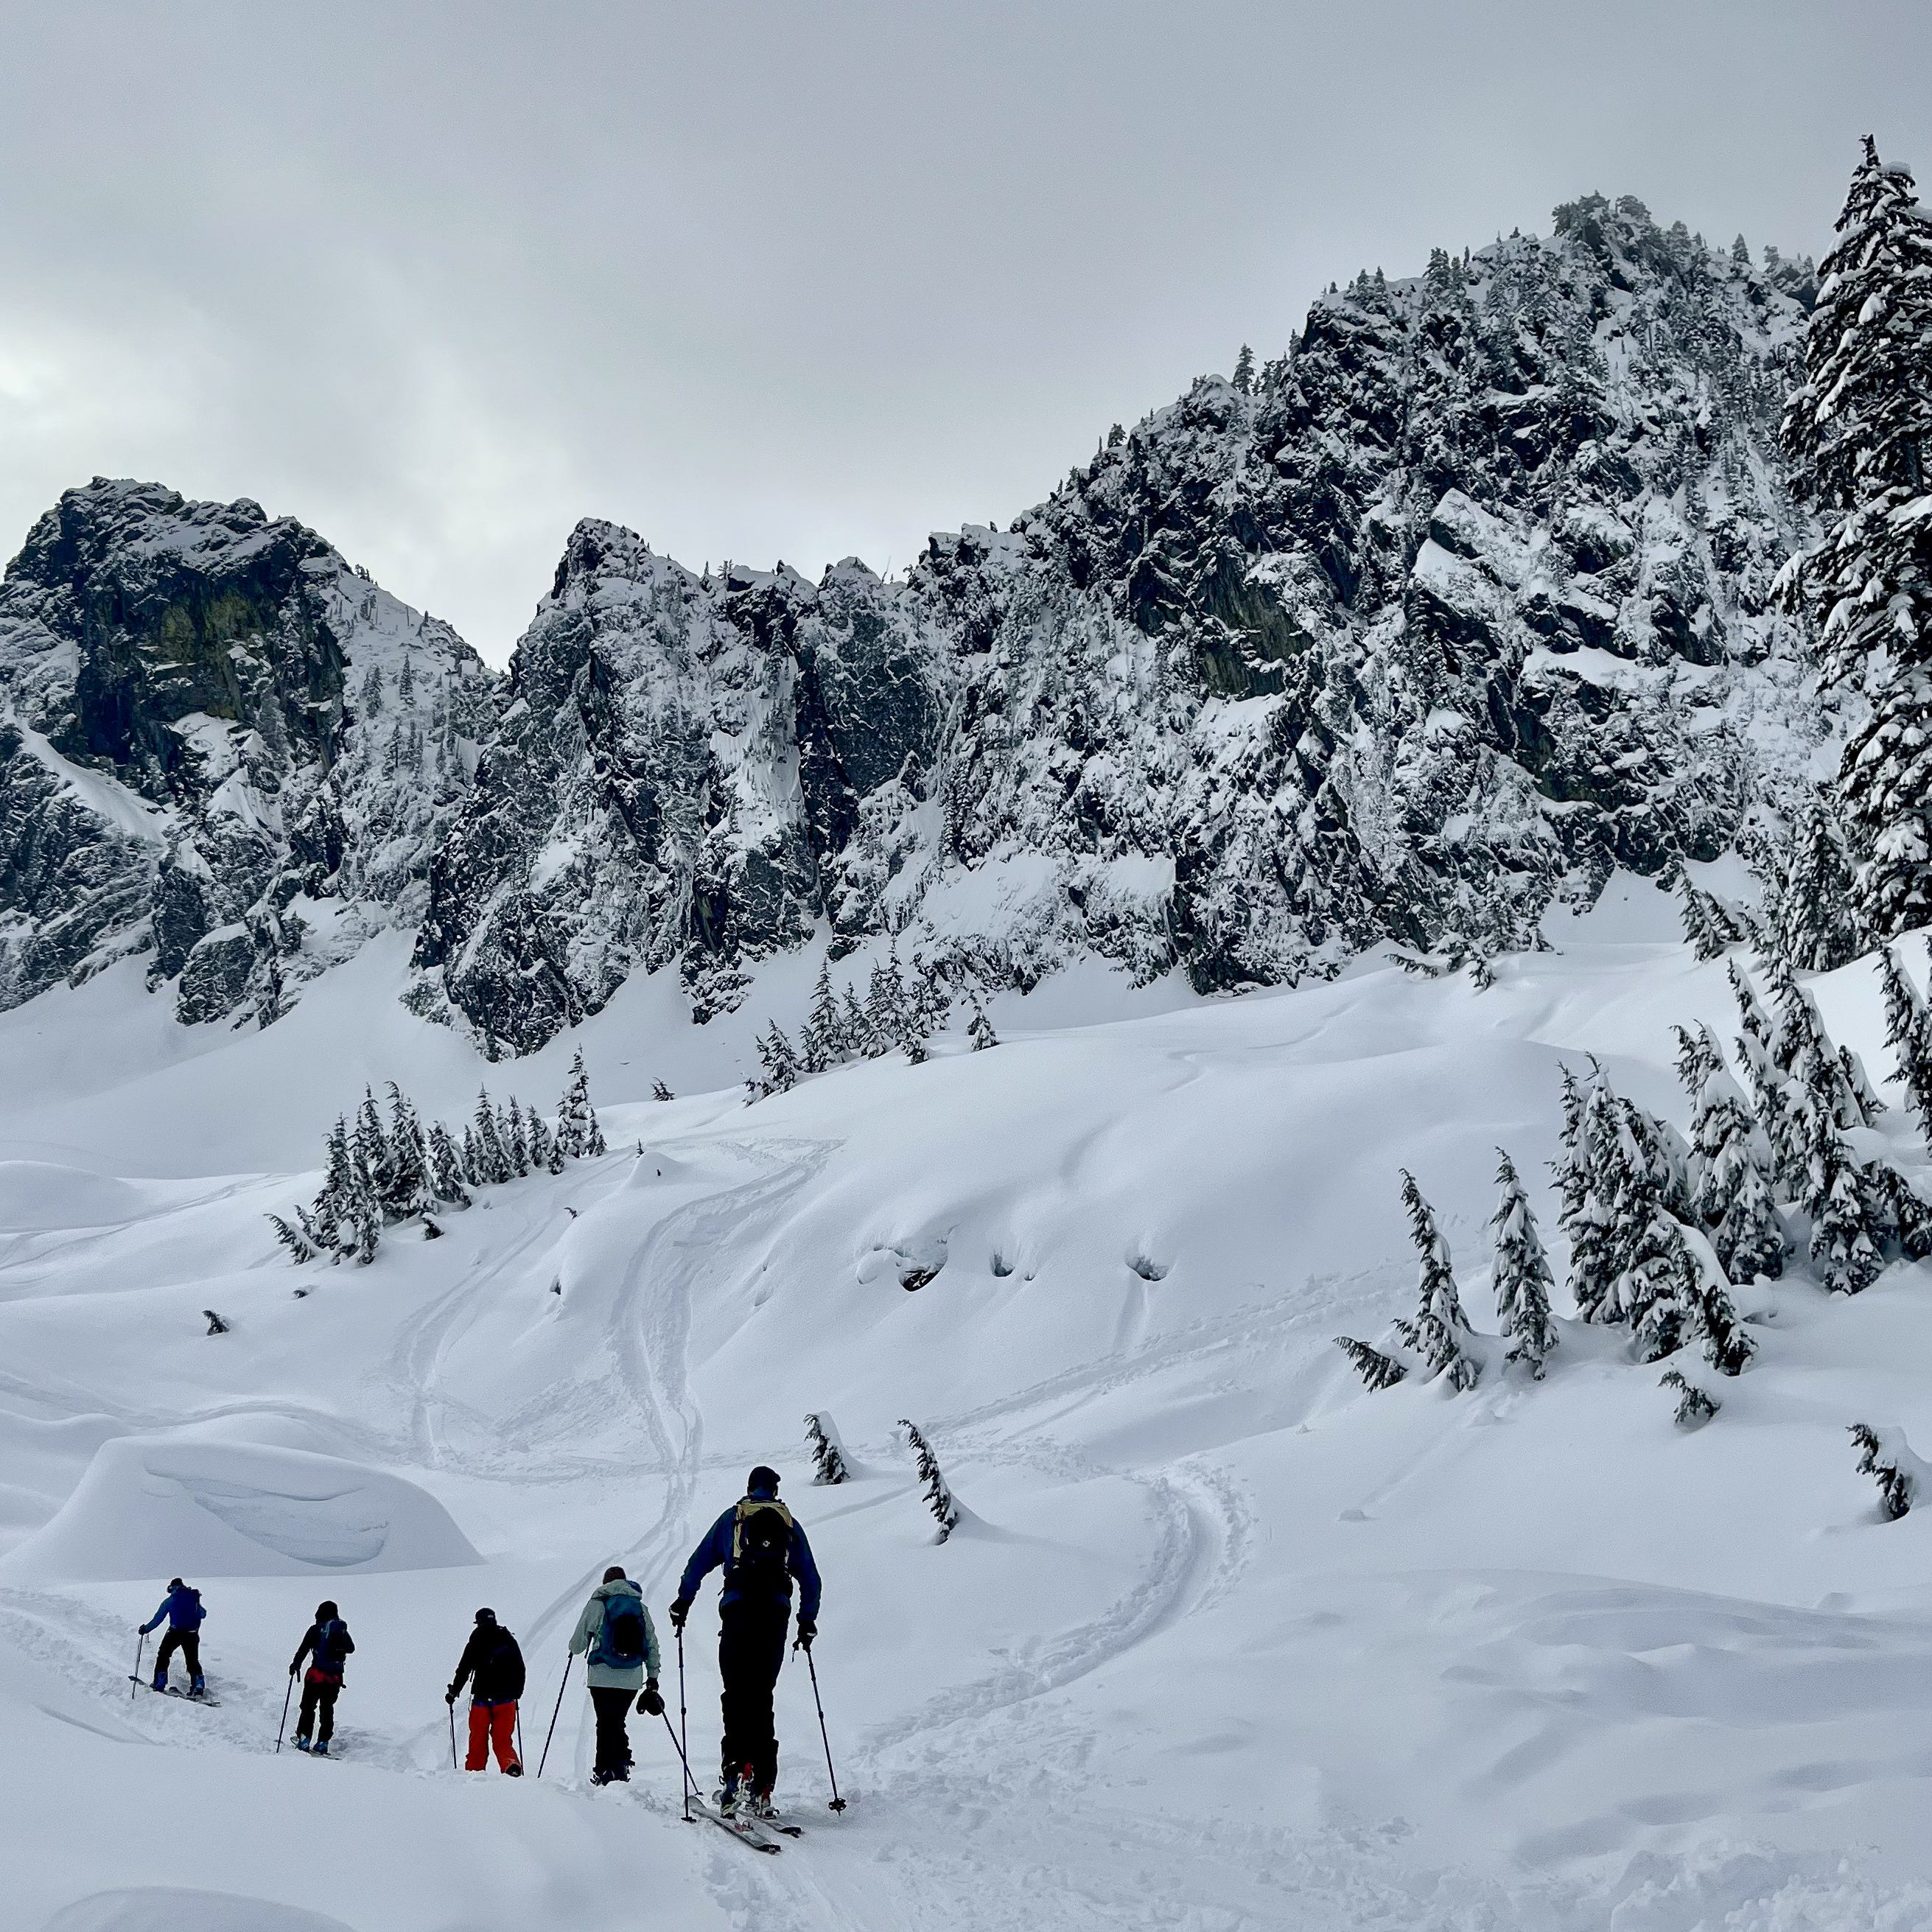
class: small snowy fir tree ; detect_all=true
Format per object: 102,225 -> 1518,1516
897,1419 -> 961,1542
502,1099 -> 530,1178
471,1088 -> 511,1186
525,1102 -> 553,1172
1660,1368 -> 1718,1429
383,1085 -> 430,1221
1489,1150 -> 1558,1376
802,960 -> 846,1072
1400,1170 -> 1480,1392
1877,946 -> 1932,1135
1615,1209 -> 1701,1362
651,1079 -> 675,1103
968,999 -> 998,1051
1677,880 -> 1739,961
348,1163 -> 382,1266
1849,1422 -> 1928,1519
1679,1024 -> 1785,1282
310,1115 -> 357,1256
805,1412 -> 852,1485
757,1021 -> 800,1094
1333,1335 -> 1409,1391
1865,1157 -> 1932,1261
1727,959 -> 1775,1057
1790,1049 -> 1884,1294
1776,801 -> 1863,973
267,1213 -> 315,1263
426,1121 -> 472,1209
555,1049 -> 598,1157
841,984 -> 872,1057
864,955 -> 905,1060
354,1088 -> 394,1219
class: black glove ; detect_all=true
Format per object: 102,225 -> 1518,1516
669,1597 -> 690,1632
637,1681 -> 665,1717
288,1663 -> 299,1679
445,1687 -> 458,1706
795,1617 -> 816,1651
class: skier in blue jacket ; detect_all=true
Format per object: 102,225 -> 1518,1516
138,1578 -> 206,1696
671,1465 -> 822,1817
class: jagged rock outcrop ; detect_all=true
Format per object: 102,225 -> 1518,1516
0,480 -> 497,1023
413,195 -> 1827,1051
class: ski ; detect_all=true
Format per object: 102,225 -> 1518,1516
127,1677 -> 221,1707
686,1800 -> 782,1854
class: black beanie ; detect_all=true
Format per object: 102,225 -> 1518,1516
475,1607 -> 496,1625
167,1577 -> 183,1590
317,1600 -> 338,1620
748,1465 -> 780,1495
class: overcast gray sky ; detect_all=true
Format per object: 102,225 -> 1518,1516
1,1 -> 1925,663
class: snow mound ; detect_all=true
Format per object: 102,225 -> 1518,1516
43,1891 -> 352,1932
0,1439 -> 481,1581
0,1162 -> 149,1231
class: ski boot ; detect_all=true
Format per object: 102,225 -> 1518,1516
504,1763 -> 523,1777
715,1779 -> 739,1818
747,1788 -> 778,1821
312,1740 -> 329,1757
294,1735 -> 312,1752
151,1670 -> 168,1693
189,1677 -> 207,1698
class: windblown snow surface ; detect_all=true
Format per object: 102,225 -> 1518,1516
6,876 -> 1932,1931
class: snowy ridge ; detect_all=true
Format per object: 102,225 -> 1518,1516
0,197 -> 1833,1054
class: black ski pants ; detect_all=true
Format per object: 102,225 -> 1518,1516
718,1599 -> 789,1792
155,1629 -> 201,1684
589,1686 -> 634,1777
298,1673 -> 340,1743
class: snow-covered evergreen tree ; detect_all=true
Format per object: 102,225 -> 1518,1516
1400,1170 -> 1480,1391
503,1099 -> 530,1177
841,984 -> 871,1058
968,999 -> 998,1051
1776,802 -> 1863,972
426,1120 -> 472,1208
1877,945 -> 1932,1134
800,960 -> 843,1073
757,1022 -> 800,1093
651,1079 -> 674,1103
1727,959 -> 1774,1057
1489,1149 -> 1557,1376
1791,1049 -> 1884,1294
1782,140 -> 1932,937
1849,1421 -> 1926,1519
267,1214 -> 315,1263
1677,880 -> 1741,961
384,1085 -> 429,1220
1678,1024 -> 1785,1281
896,1418 -> 961,1541
353,1088 -> 393,1218
1334,1334 -> 1409,1390
525,1102 -> 553,1172
864,955 -> 904,1059
805,1411 -> 852,1485
1660,1368 -> 1718,1429
555,1049 -> 600,1158
471,1088 -> 511,1186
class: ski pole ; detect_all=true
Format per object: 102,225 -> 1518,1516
536,1655 -> 575,1779
517,1707 -> 525,1771
676,1623 -> 691,1823
130,1631 -> 145,1701
448,1699 -> 458,1770
275,1670 -> 295,1753
802,1642 -> 847,1812
659,1709 -> 699,1807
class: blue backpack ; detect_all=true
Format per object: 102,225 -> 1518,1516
593,1592 -> 647,1669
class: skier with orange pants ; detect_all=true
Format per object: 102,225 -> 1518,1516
446,1608 -> 526,1774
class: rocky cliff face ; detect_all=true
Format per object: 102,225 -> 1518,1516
411,195 -> 1826,1051
0,197 -> 1828,1049
0,480 -> 495,1023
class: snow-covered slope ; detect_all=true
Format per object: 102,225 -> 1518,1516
7,882 -> 1932,1929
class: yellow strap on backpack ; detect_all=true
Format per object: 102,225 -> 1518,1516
732,1497 -> 794,1563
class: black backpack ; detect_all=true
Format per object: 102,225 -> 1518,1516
732,1499 -> 794,1589
596,1594 -> 646,1668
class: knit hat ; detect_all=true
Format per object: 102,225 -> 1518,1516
748,1465 -> 781,1496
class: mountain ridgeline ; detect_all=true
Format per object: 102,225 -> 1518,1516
0,195 -> 1831,1050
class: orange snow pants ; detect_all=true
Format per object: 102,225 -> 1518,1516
467,1698 -> 520,1771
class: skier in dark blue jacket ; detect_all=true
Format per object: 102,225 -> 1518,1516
671,1465 -> 822,1818
139,1578 -> 206,1696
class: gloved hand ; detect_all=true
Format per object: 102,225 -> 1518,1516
669,1597 -> 690,1632
445,1687 -> 458,1706
288,1663 -> 299,1679
637,1681 -> 665,1717
794,1617 -> 816,1651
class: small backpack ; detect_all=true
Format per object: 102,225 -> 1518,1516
731,1499 -> 794,1589
177,1586 -> 204,1630
595,1593 -> 646,1668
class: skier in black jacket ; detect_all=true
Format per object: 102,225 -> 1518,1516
446,1607 -> 526,1774
289,1600 -> 355,1755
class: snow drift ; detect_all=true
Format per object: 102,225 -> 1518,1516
0,1439 -> 481,1582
